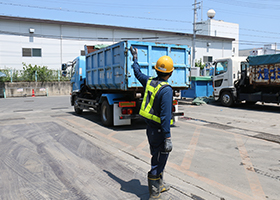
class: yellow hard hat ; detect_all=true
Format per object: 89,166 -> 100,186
155,56 -> 174,73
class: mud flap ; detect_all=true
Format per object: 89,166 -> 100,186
113,103 -> 131,126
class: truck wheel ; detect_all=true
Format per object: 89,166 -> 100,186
101,100 -> 113,126
221,91 -> 234,107
74,96 -> 83,114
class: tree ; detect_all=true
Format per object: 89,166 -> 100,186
195,59 -> 206,70
22,63 -> 52,82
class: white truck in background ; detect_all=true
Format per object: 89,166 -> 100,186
213,54 -> 280,106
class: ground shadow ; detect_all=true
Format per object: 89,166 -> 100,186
67,110 -> 147,131
103,170 -> 149,199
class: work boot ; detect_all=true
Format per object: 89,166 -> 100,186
159,172 -> 170,193
148,173 -> 168,200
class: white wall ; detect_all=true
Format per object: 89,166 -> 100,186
0,18 -> 235,70
197,19 -> 239,57
196,40 -> 232,59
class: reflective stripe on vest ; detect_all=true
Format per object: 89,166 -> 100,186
139,77 -> 173,125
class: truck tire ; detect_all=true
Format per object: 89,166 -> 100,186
221,91 -> 234,107
101,100 -> 113,126
74,96 -> 83,114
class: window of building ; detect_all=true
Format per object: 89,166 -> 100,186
22,48 -> 32,57
22,48 -> 42,57
203,56 -> 213,63
32,48 -> 42,57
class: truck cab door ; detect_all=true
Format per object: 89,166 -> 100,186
70,61 -> 79,92
213,60 -> 230,100
70,56 -> 86,93
238,62 -> 249,86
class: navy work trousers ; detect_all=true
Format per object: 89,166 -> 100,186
146,125 -> 169,176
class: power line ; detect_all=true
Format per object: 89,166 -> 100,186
0,2 -> 192,23
5,1 -> 279,38
2,1 -> 280,48
0,30 -> 277,50
2,1 -> 280,38
210,0 -> 280,10
29,0 -> 190,9
196,21 -> 280,36
204,6 -> 280,20
2,18 -> 280,45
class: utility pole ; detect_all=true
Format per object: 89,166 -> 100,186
201,1 -> 203,21
192,0 -> 200,68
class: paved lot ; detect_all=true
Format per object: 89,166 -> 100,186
0,96 -> 279,200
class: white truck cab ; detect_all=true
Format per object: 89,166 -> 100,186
213,57 -> 247,106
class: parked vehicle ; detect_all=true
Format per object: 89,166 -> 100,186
213,54 -> 280,106
62,40 -> 190,126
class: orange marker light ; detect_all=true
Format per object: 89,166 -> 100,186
127,108 -> 133,115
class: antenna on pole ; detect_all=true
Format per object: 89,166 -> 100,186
192,0 -> 201,68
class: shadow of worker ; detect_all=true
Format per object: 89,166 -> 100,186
103,170 -> 149,199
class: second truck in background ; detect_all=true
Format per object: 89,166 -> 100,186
62,40 -> 190,126
213,53 -> 280,106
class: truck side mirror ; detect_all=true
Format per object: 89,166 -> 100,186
62,63 -> 67,70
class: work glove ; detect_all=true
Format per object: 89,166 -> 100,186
164,138 -> 173,152
130,46 -> 138,61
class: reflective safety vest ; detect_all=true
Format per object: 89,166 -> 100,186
139,77 -> 173,125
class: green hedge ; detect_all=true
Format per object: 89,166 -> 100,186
0,63 -> 70,82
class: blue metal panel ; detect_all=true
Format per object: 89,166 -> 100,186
181,78 -> 213,98
101,93 -> 126,105
127,41 -> 191,88
86,40 -> 190,90
86,54 -> 93,88
86,42 -> 126,90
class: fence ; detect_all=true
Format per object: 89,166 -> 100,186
0,69 -> 71,82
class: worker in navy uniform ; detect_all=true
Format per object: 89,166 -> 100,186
130,47 -> 173,200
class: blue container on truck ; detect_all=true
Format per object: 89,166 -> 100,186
85,40 -> 190,90
63,40 -> 191,126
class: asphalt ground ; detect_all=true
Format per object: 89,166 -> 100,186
0,96 -> 279,200
180,98 -> 280,144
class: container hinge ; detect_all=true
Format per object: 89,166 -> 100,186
124,47 -> 128,56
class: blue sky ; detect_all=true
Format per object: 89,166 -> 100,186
0,0 -> 280,50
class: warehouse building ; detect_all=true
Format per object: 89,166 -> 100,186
0,14 -> 237,70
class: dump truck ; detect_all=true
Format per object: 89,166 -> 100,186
62,40 -> 190,126
213,54 -> 280,106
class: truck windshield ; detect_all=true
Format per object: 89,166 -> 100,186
215,61 -> 228,75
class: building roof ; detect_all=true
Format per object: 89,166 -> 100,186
0,15 -> 235,41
